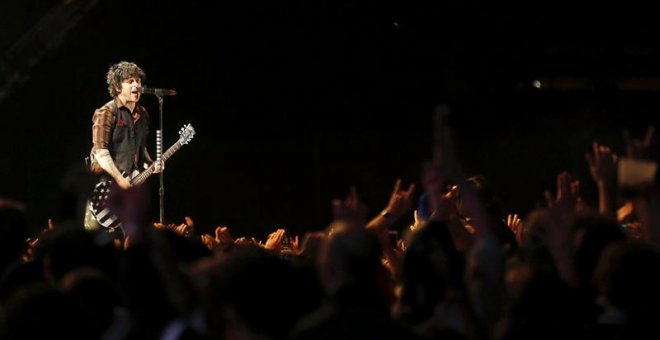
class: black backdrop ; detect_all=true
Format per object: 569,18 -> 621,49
1,0 -> 660,237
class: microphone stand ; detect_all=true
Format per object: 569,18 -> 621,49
156,95 -> 165,224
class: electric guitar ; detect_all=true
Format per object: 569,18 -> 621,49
88,124 -> 195,230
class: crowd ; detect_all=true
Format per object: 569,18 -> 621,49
0,122 -> 658,340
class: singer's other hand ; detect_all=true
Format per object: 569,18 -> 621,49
116,176 -> 133,190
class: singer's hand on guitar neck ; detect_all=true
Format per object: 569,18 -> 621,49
153,159 -> 165,173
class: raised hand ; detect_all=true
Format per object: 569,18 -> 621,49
540,172 -> 582,285
384,179 -> 416,219
22,218 -> 55,262
217,226 -> 233,244
506,213 -> 524,243
585,141 -> 618,215
200,234 -> 218,251
544,172 -> 581,214
171,224 -> 189,236
409,209 -> 425,232
332,186 -> 369,224
184,216 -> 195,229
366,178 -> 415,231
290,234 -> 300,253
624,126 -> 655,160
422,158 -> 461,222
585,141 -> 618,184
264,228 -> 286,252
200,226 -> 233,251
232,237 -> 261,246
154,222 -> 192,237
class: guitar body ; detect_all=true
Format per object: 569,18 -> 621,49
87,124 -> 195,231
88,170 -> 138,230
88,177 -> 122,230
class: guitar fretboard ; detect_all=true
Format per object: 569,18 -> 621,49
131,140 -> 183,185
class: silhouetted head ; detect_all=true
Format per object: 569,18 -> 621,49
454,175 -> 504,220
572,212 -> 626,290
397,220 -> 461,324
0,198 -> 28,275
318,221 -> 384,295
594,242 -> 660,324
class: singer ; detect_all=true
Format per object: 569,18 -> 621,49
84,61 -> 165,234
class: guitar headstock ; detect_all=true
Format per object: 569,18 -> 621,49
178,124 -> 196,144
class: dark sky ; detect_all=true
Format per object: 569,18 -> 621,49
2,0 -> 660,236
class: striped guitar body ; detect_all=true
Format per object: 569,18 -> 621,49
88,124 -> 195,230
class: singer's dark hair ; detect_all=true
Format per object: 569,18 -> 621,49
106,61 -> 146,97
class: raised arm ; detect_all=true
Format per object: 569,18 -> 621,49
365,179 -> 415,230
585,141 -> 618,217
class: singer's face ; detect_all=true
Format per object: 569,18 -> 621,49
117,76 -> 142,105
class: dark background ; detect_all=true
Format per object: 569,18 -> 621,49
1,0 -> 660,237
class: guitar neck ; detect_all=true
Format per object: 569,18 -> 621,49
131,141 -> 183,185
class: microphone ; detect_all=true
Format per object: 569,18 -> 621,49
141,86 -> 177,96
